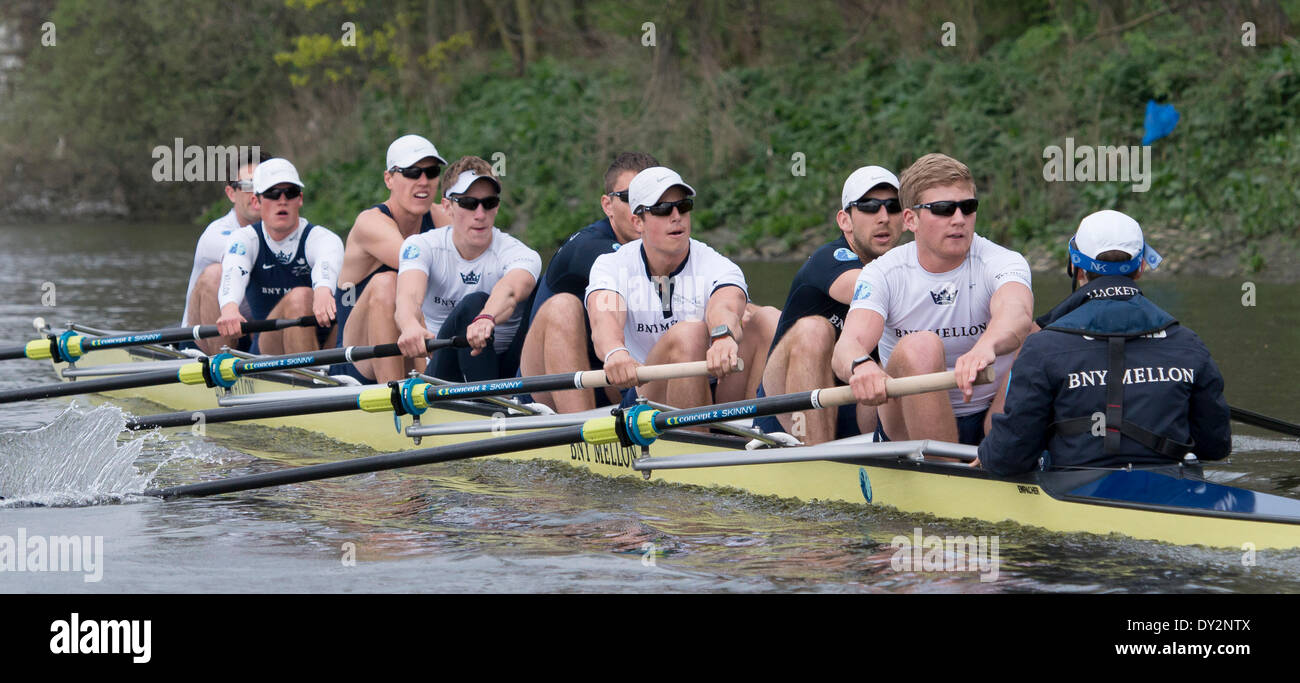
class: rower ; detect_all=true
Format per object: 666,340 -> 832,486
756,165 -> 904,445
331,134 -> 449,383
215,157 -> 344,354
833,153 -> 1034,445
395,156 -> 542,382
518,151 -> 660,412
182,149 -> 269,355
586,166 -> 777,410
977,210 -> 1231,474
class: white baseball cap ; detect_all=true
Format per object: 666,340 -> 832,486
252,158 -> 305,194
840,165 -> 900,210
443,169 -> 501,198
1071,209 -> 1162,273
628,166 -> 696,214
386,134 -> 448,170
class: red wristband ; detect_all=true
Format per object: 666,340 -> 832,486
472,314 -> 495,324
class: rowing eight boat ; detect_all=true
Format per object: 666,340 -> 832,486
41,327 -> 1300,550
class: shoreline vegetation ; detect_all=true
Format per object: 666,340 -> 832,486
1,1 -> 1298,278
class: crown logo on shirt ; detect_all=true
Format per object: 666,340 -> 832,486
929,282 -> 959,306
460,271 -> 480,285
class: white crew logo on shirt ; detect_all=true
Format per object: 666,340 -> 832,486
460,271 -> 481,285
930,282 -> 959,306
401,244 -> 420,260
852,281 -> 872,302
228,242 -> 246,256
833,248 -> 858,262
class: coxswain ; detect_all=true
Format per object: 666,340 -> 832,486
977,209 -> 1230,474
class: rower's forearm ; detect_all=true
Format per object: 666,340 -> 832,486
480,288 -> 518,324
705,292 -> 746,343
979,318 -> 1031,357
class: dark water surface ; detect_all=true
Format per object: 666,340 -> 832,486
1,222 -> 1298,593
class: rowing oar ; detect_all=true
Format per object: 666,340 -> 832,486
0,337 -> 467,405
0,316 -> 322,363
125,359 -> 741,430
1231,406 -> 1300,439
143,367 -> 991,500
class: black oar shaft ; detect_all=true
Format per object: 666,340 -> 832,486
0,368 -> 182,403
0,316 -> 319,361
146,425 -> 584,499
1231,406 -> 1300,438
127,394 -> 366,430
4,337 -> 462,406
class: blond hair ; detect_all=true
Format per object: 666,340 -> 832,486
899,153 -> 976,209
440,156 -> 495,192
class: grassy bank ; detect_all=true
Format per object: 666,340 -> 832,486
4,1 -> 1298,273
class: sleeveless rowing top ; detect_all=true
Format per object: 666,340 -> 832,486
245,221 -> 316,320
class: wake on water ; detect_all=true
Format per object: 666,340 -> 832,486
0,403 -> 221,507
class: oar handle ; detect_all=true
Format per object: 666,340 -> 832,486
814,366 -> 996,407
239,316 -> 320,334
576,359 -> 744,388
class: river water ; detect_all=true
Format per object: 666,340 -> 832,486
1,222 -> 1298,593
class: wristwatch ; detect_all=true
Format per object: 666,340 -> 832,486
851,354 -> 875,373
709,324 -> 735,342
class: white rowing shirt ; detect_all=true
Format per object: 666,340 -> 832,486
585,238 -> 748,363
849,234 -> 1032,415
218,218 -> 345,307
181,209 -> 241,325
398,226 -> 542,352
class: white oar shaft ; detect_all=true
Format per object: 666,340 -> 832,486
576,359 -> 743,389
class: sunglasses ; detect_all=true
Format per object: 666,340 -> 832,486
392,165 -> 442,180
607,190 -> 629,202
259,186 -> 302,201
912,198 -> 978,216
449,195 -> 501,211
849,198 -> 902,214
227,179 -> 254,192
636,197 -> 694,217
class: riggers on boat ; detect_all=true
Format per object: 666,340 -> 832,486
42,326 -> 1300,550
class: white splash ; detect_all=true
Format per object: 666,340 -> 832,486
0,403 -> 152,506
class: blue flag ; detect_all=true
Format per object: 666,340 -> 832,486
1142,100 -> 1179,145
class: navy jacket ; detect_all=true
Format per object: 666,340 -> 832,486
979,276 -> 1230,475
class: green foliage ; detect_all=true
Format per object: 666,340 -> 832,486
2,0 -> 1298,274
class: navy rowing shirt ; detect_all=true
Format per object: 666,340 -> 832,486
769,235 -> 864,351
530,217 -> 620,320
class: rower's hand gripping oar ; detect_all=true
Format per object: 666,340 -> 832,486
145,367 -> 990,500
126,358 -> 742,431
0,316 -> 322,363
0,336 -> 468,405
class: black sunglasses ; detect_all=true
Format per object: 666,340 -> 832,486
450,195 -> 500,211
392,164 -> 442,180
260,186 -> 302,201
227,179 -> 254,192
607,190 -> 629,202
636,197 -> 694,217
849,198 -> 902,214
912,198 -> 978,216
